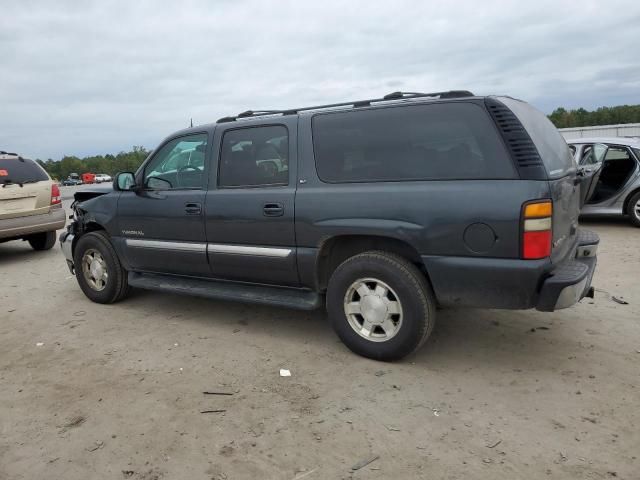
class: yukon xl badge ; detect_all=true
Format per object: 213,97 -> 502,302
122,230 -> 144,236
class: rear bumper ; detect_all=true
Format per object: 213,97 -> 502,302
535,230 -> 598,311
0,206 -> 66,240
422,229 -> 599,311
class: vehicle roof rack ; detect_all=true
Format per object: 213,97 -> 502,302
216,90 -> 474,123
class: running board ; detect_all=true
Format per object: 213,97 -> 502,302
128,272 -> 323,310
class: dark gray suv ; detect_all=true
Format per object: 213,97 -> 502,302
60,91 -> 599,360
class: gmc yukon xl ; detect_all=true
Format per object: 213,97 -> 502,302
60,91 -> 599,360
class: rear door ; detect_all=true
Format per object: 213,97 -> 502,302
577,143 -> 607,205
116,133 -> 210,276
204,119 -> 299,286
0,157 -> 52,220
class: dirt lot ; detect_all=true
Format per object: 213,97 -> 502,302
1,196 -> 638,479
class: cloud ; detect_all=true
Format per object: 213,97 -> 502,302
1,0 -> 639,159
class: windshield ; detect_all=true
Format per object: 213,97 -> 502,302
0,158 -> 49,185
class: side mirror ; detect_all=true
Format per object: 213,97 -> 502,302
114,171 -> 136,191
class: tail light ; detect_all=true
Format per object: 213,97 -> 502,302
522,200 -> 552,259
51,184 -> 61,205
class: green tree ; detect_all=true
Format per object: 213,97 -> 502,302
548,104 -> 640,128
39,147 -> 151,181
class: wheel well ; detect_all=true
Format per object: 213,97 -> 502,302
316,235 -> 428,291
623,187 -> 640,213
72,222 -> 106,253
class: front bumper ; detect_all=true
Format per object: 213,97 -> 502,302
535,229 -> 599,311
59,231 -> 75,274
0,205 -> 66,240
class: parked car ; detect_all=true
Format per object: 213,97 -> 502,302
1,151 -> 66,250
568,137 -> 640,226
62,173 -> 82,186
60,91 -> 599,360
81,172 -> 96,184
94,173 -> 112,183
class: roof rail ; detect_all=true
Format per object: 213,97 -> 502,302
216,90 -> 474,123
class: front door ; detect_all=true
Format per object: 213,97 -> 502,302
117,132 -> 210,276
204,120 -> 299,286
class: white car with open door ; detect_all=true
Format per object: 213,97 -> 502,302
569,137 -> 640,226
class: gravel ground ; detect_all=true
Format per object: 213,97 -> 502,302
1,195 -> 638,479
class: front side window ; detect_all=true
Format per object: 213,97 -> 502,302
144,134 -> 208,189
218,126 -> 289,187
312,103 -> 515,183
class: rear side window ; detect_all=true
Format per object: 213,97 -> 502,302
218,125 -> 289,187
0,158 -> 49,185
498,97 -> 575,179
312,102 -> 515,183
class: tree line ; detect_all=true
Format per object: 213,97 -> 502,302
548,104 -> 640,129
37,146 -> 150,181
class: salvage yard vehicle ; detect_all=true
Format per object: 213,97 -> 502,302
62,173 -> 82,186
568,137 -> 640,227
60,91 -> 599,360
1,151 -> 65,250
94,173 -> 112,183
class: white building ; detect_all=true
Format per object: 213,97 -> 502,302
559,123 -> 640,140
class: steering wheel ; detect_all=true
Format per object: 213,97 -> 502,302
177,165 -> 200,187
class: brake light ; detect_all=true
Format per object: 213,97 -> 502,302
522,200 -> 552,259
51,184 -> 61,205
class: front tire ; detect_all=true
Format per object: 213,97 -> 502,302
73,231 -> 130,304
627,191 -> 640,227
326,251 -> 436,361
28,231 -> 56,251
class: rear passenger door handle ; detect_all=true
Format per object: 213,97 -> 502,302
263,203 -> 284,217
185,202 -> 202,215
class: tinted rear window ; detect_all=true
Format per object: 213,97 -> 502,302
312,102 -> 515,183
0,158 -> 49,184
498,97 -> 575,179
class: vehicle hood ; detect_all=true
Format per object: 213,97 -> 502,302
73,184 -> 112,202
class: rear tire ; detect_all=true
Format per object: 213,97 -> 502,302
28,231 -> 56,251
326,251 -> 436,361
73,231 -> 130,304
627,191 -> 640,227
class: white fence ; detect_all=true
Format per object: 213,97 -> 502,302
559,123 -> 640,139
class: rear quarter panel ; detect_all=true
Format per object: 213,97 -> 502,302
295,180 -> 550,257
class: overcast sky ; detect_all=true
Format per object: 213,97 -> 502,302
2,0 -> 639,160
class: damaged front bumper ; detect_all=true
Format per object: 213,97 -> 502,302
59,230 -> 75,274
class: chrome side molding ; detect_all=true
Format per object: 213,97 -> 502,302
126,239 -> 207,253
207,244 -> 292,257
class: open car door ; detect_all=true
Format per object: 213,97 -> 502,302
577,143 -> 608,207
